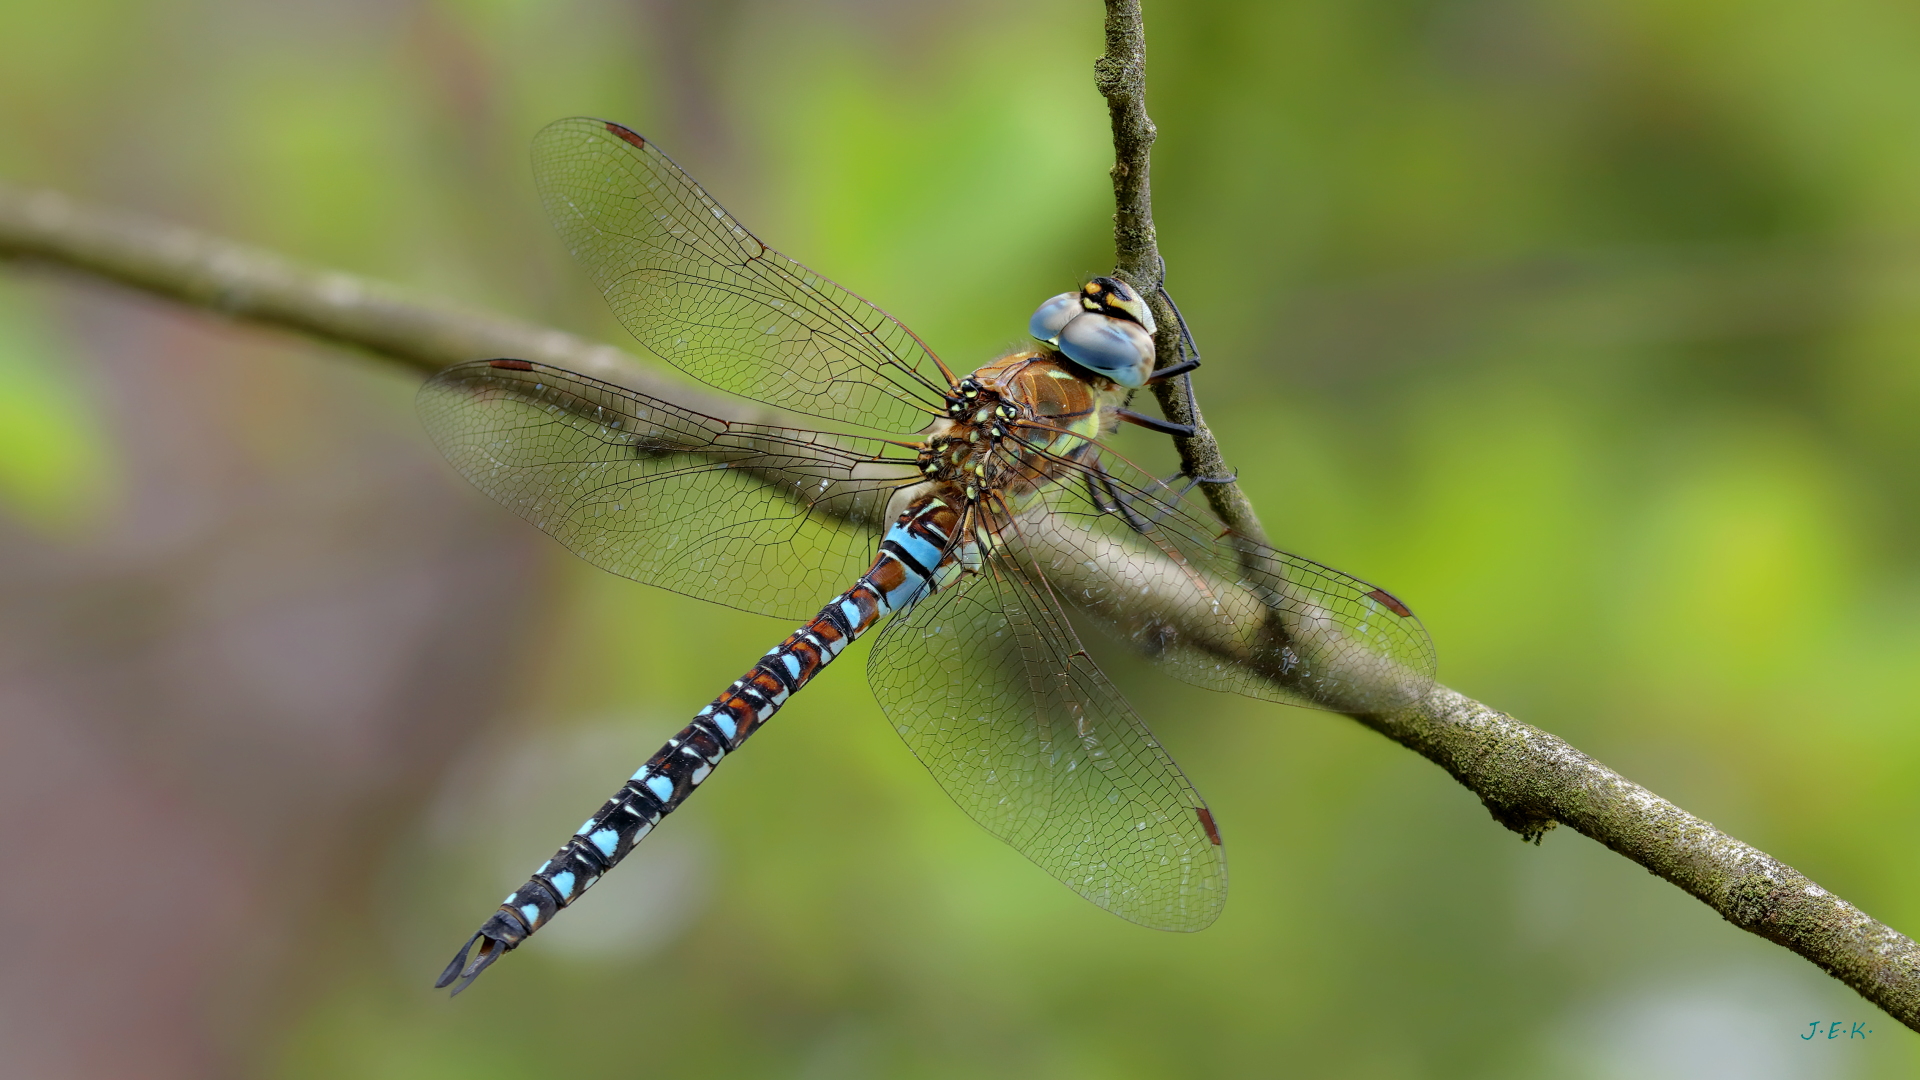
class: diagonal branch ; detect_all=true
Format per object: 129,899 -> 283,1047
5,78 -> 1918,1029
1097,0 -> 1919,1031
0,186 -> 786,429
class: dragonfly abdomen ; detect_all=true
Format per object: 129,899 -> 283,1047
436,501 -> 959,994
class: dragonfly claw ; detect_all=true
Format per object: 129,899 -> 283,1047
434,933 -> 480,991
435,930 -> 511,996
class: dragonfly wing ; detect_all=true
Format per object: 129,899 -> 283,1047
418,360 -> 912,622
1007,452 -> 1437,714
532,117 -> 951,435
867,551 -> 1226,932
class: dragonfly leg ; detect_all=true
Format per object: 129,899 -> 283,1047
1157,466 -> 1240,499
1082,470 -> 1118,515
1151,257 -> 1203,368
1084,456 -> 1156,535
1115,407 -> 1197,439
1156,470 -> 1206,508
1143,357 -> 1201,384
1145,469 -> 1232,529
1147,257 -> 1210,420
1088,456 -> 1232,533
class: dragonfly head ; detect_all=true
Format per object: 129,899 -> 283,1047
1078,277 -> 1156,335
1027,278 -> 1158,389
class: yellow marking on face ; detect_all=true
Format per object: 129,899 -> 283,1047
1083,281 -> 1101,295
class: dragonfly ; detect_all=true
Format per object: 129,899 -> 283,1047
422,117 -> 1435,995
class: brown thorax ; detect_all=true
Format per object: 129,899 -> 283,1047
918,375 -> 1022,504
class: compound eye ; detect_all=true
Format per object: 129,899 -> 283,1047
1085,277 -> 1156,335
1028,292 -> 1080,345
1059,313 -> 1155,388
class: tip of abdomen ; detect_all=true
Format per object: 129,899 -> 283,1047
434,909 -> 528,996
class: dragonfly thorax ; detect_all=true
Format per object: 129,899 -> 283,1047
913,350 -> 1129,510
920,379 -> 1022,503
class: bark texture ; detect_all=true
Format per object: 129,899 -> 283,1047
1095,0 -> 1920,1032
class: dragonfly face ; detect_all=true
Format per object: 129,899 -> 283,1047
1028,276 -> 1158,388
419,117 -> 1436,994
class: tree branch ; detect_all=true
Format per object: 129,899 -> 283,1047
0,186 -> 781,428
6,82 -> 1918,1031
1099,0 -> 1268,551
1099,0 -> 1919,1032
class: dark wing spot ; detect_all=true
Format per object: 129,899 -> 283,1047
488,359 -> 535,371
1197,807 -> 1222,845
1364,588 -> 1413,619
604,121 -> 646,148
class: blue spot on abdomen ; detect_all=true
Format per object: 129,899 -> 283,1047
887,525 -> 944,574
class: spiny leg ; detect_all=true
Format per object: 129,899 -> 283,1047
1137,256 -> 1208,428
1083,454 -> 1156,535
1082,453 -> 1236,536
1152,256 -> 1205,384
1139,264 -> 1241,503
1154,466 -> 1241,514
1144,357 -> 1201,384
1114,407 -> 1197,439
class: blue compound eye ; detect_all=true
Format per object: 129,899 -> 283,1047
1028,292 -> 1081,344
1058,313 -> 1155,387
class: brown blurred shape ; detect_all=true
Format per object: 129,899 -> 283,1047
0,280 -> 551,1079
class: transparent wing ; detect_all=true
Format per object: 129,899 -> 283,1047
868,547 -> 1226,932
531,117 -> 952,435
1000,444 -> 1436,715
417,360 -> 914,622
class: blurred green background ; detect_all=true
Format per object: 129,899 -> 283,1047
2,0 -> 1917,1077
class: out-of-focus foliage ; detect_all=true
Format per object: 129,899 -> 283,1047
3,0 -> 1917,1076
0,283 -> 116,529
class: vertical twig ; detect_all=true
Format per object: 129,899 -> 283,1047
1097,0 -> 1270,552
